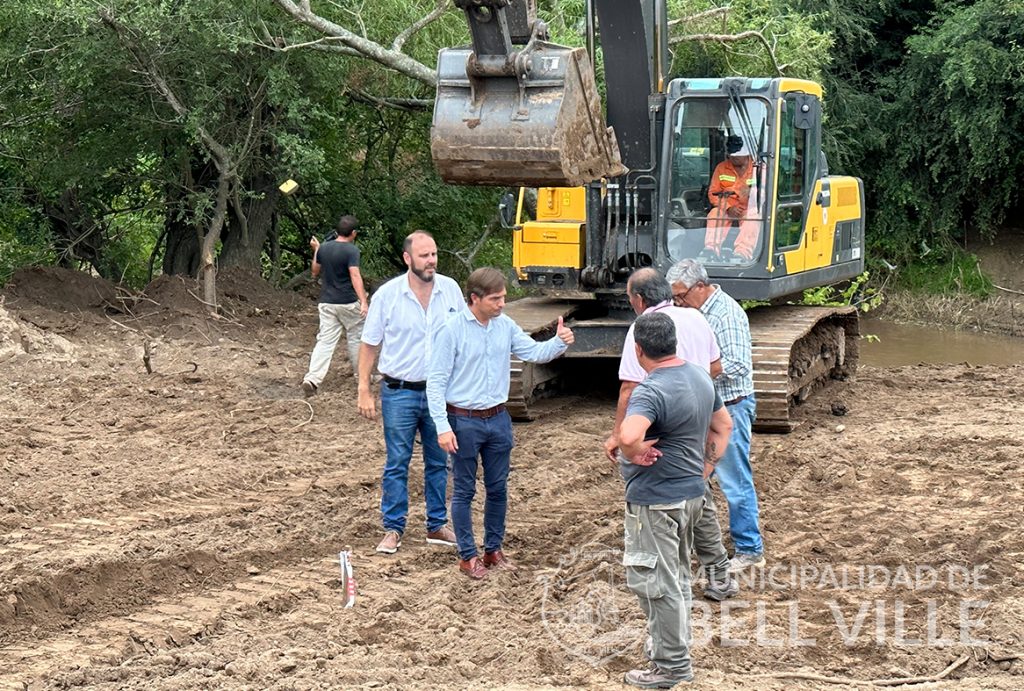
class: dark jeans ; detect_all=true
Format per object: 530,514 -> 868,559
448,410 -> 514,561
380,386 -> 449,534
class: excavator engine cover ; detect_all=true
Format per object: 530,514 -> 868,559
431,45 -> 626,188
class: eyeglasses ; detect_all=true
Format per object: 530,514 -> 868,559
672,285 -> 693,306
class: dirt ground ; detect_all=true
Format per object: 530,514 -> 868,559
1,267 -> 1022,690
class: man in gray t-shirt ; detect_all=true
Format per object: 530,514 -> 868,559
617,312 -> 733,689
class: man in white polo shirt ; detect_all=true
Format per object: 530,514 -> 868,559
357,231 -> 465,555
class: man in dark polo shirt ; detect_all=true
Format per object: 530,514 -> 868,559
617,311 -> 733,688
301,214 -> 367,395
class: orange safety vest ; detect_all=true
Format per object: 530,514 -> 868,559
708,159 -> 755,211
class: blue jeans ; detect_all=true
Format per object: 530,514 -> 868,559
448,410 -> 514,561
380,386 -> 449,535
713,394 -> 763,555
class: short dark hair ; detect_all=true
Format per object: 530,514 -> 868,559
627,268 -> 672,308
403,230 -> 434,255
466,267 -> 505,305
634,312 -> 677,360
336,214 -> 359,237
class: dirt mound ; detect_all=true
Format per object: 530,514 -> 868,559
2,266 -> 119,313
139,269 -> 308,320
0,303 -> 78,362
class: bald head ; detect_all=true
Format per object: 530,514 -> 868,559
626,268 -> 672,313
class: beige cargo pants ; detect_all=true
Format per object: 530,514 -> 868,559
303,302 -> 363,386
623,497 -> 704,681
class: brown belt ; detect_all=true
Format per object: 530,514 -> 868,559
725,394 -> 748,406
446,403 -> 506,419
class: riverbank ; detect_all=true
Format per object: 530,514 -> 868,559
875,289 -> 1024,338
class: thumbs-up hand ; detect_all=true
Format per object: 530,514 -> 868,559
556,315 -> 574,346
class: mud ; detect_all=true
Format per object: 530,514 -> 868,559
1,267 -> 1022,689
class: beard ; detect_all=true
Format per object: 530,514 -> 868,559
410,263 -> 436,282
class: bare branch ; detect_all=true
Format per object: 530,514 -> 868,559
393,0 -> 449,53
344,87 -> 432,112
667,7 -> 730,30
252,33 -> 361,57
669,30 -> 785,76
271,0 -> 437,87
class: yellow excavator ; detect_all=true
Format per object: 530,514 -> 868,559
431,0 -> 865,431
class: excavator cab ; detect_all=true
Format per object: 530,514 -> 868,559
666,93 -> 771,268
431,0 -> 625,187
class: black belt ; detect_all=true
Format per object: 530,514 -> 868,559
383,375 -> 426,391
725,394 -> 748,406
446,403 -> 506,419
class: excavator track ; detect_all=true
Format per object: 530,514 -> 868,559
504,299 -> 859,429
747,305 -> 860,433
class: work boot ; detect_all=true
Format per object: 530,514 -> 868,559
703,576 -> 739,601
727,552 -> 766,572
459,557 -> 488,580
425,526 -> 457,547
624,663 -> 692,688
482,549 -> 517,572
301,380 -> 317,397
375,530 -> 402,554
696,248 -> 718,263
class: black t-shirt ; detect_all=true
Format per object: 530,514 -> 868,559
316,240 -> 360,304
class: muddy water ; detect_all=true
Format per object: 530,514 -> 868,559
860,316 -> 1024,366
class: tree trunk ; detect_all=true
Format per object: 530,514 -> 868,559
163,153 -> 215,276
201,170 -> 232,310
219,171 -> 280,270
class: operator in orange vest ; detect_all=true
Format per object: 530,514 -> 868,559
702,136 -> 759,262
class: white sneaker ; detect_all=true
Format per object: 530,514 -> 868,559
727,552 -> 765,572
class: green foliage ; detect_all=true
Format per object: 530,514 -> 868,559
897,250 -> 993,297
798,271 -> 884,312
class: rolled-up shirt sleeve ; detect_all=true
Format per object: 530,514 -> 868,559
427,320 -> 457,435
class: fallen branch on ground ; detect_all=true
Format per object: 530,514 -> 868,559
761,653 -> 969,687
992,283 -> 1024,296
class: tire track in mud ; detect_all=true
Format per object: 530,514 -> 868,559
0,468 -> 380,649
0,558 -> 337,687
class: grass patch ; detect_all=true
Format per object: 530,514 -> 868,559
897,250 -> 992,297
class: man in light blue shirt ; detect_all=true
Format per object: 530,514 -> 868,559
358,231 -> 466,556
427,267 -> 574,579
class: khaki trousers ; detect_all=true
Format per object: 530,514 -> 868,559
304,302 -> 363,386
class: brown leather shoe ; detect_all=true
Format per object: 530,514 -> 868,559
459,556 -> 488,580
425,525 -> 457,547
375,530 -> 401,554
482,549 -> 517,572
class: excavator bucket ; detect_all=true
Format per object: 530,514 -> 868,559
431,44 -> 627,188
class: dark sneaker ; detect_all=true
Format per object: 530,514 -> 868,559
727,552 -> 766,572
425,526 -> 457,547
482,549 -> 517,572
301,380 -> 317,397
459,557 -> 488,580
696,248 -> 718,263
375,530 -> 401,554
624,664 -> 692,688
703,576 -> 739,601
